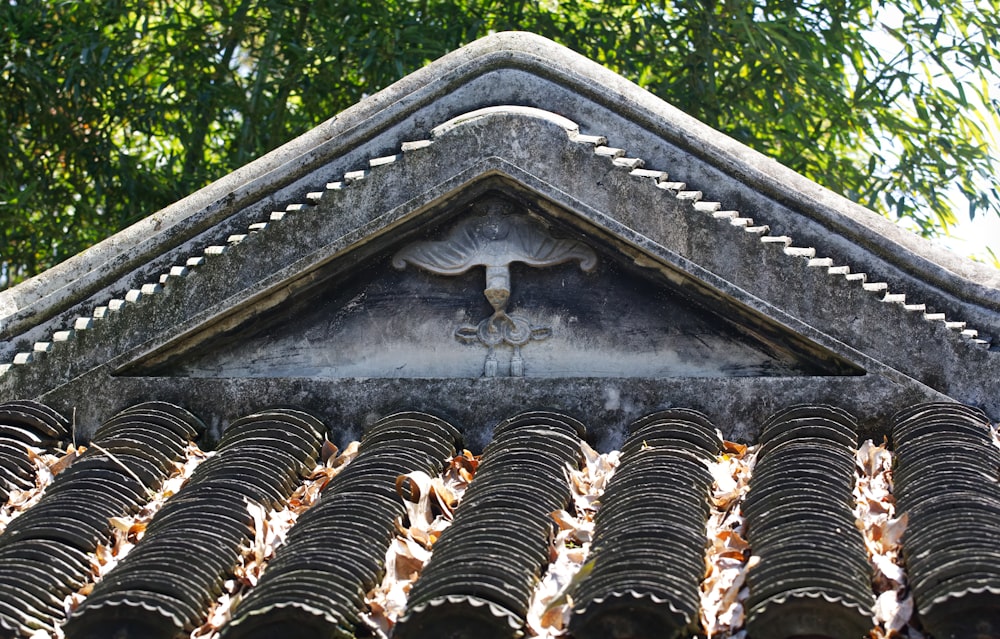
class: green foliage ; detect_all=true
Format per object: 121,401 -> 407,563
2,0 -> 998,287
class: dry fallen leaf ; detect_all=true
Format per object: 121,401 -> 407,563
54,441 -> 213,636
1,444 -> 83,535
320,439 -> 339,465
853,439 -> 919,638
525,442 -> 619,638
363,451 -> 480,636
722,440 -> 747,456
191,441 -> 361,639
700,442 -> 758,639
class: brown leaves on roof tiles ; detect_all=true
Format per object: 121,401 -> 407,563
362,449 -> 479,637
700,439 -> 758,639
24,424 -> 970,639
191,440 -> 360,639
59,441 -> 214,633
853,438 -> 923,639
0,442 -> 82,535
525,441 -> 620,638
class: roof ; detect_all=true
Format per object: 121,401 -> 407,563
0,31 -> 998,639
1,399 -> 997,639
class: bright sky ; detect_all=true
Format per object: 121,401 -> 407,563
939,201 -> 1000,263
870,4 -> 1000,266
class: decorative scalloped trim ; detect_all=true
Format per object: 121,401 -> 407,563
399,594 -> 525,636
926,583 -> 1000,610
572,588 -> 694,623
70,594 -> 186,630
226,600 -> 347,631
1,106 -> 991,375
746,586 -> 875,623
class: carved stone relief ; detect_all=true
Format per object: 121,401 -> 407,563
148,195 -> 860,380
393,197 -> 597,376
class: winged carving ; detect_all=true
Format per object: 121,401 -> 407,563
393,199 -> 596,311
393,197 -> 598,377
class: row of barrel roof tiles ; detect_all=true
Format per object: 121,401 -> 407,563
0,400 -> 997,638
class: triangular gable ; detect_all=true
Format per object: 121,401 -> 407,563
1,35 -> 998,445
124,189 -> 860,381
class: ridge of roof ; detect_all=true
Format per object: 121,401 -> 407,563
1,31 -> 998,347
1,107 -> 996,426
0,107 -> 991,367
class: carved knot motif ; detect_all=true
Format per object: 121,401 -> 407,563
393,197 -> 597,377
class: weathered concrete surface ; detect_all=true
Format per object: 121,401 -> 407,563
148,199 -> 854,380
0,109 -> 997,428
39,374 -> 944,452
1,34 -> 998,440
2,31 -> 998,359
